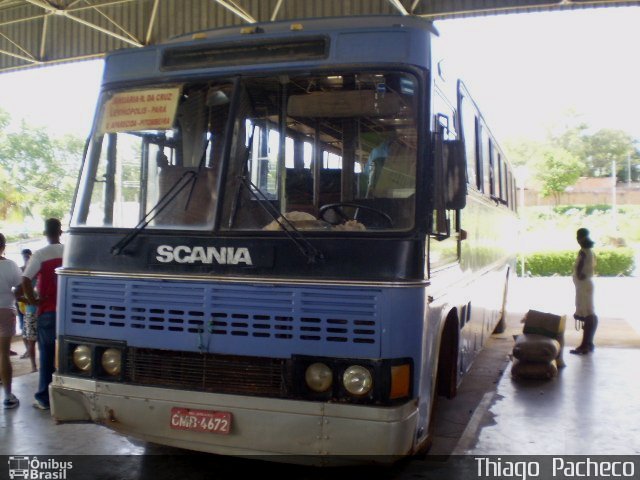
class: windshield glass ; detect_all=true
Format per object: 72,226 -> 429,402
222,72 -> 418,232
73,81 -> 233,229
73,71 -> 418,232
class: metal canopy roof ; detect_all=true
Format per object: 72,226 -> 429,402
0,0 -> 638,72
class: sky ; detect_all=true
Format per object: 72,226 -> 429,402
0,60 -> 104,138
0,6 -> 639,144
436,7 -> 640,141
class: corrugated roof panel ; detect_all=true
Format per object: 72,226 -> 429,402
0,0 -> 638,72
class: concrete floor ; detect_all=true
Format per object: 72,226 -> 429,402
455,276 -> 640,456
1,277 -> 638,478
463,347 -> 640,456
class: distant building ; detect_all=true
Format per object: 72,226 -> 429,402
524,177 -> 640,206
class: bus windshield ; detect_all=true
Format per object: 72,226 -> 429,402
74,71 -> 418,232
74,81 -> 233,230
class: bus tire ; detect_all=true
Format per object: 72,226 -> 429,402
415,314 -> 459,456
438,314 -> 459,399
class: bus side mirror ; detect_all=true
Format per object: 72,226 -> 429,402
444,139 -> 467,210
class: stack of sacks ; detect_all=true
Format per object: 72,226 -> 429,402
511,310 -> 566,380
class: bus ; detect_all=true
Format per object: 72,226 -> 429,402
51,15 -> 518,459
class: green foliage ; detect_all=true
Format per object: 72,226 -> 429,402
596,249 -> 636,276
0,109 -> 9,131
503,138 -> 541,168
548,113 -> 590,164
0,109 -> 83,221
534,146 -> 583,204
522,204 -> 640,250
520,251 -> 576,276
506,111 -> 639,188
519,248 -> 635,277
552,204 -> 613,215
0,168 -> 24,218
582,129 -> 637,179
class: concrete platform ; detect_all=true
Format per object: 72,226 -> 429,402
452,276 -> 640,456
0,277 -> 638,477
460,347 -> 640,455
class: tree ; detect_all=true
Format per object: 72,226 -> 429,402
0,113 -> 84,221
534,146 -> 583,205
0,109 -> 25,220
0,167 -> 25,220
505,111 -> 640,197
504,138 -> 542,167
582,129 -> 638,179
41,135 -> 85,219
547,109 -> 590,161
0,108 -> 9,131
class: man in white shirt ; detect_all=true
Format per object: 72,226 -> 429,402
22,219 -> 64,410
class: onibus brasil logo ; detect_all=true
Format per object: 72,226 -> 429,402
8,457 -> 73,480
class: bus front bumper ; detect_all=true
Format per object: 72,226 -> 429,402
50,374 -> 419,459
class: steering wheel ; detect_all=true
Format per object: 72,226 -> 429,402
318,202 -> 393,227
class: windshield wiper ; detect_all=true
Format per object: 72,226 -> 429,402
236,175 -> 324,264
110,170 -> 197,255
228,125 -> 256,229
183,137 -> 210,211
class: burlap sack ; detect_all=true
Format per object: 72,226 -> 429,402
522,310 -> 566,368
511,359 -> 558,380
523,309 -> 565,338
513,333 -> 561,363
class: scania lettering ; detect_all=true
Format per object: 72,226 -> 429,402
155,245 -> 253,265
51,16 -> 518,460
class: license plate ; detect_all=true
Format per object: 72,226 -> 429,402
169,407 -> 232,435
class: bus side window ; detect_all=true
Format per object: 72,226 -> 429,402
511,174 -> 518,212
481,126 -> 491,195
429,208 -> 460,273
489,140 -> 496,197
474,118 -> 482,190
501,157 -> 508,204
497,153 -> 503,201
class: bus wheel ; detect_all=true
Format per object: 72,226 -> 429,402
415,314 -> 459,455
438,315 -> 459,399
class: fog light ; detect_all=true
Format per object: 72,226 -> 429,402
305,362 -> 333,392
72,345 -> 92,372
101,348 -> 122,376
343,365 -> 373,396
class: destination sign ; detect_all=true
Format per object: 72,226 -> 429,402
99,87 -> 180,134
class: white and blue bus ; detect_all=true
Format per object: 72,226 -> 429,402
51,15 -> 518,458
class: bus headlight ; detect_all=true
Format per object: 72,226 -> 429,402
72,345 -> 92,372
305,362 -> 333,392
343,365 -> 373,396
101,348 -> 122,376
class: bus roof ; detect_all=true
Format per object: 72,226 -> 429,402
167,15 -> 437,44
102,15 -> 437,86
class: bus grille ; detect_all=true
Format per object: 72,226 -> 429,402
63,277 -> 383,358
124,348 -> 287,397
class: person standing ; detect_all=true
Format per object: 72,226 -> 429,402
570,228 -> 597,355
22,219 -> 64,410
18,249 -> 34,362
0,233 -> 23,409
21,291 -> 38,373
